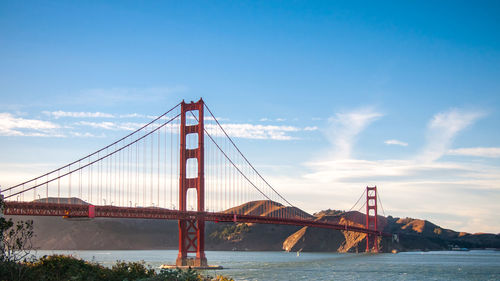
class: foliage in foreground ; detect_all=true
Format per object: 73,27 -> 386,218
0,255 -> 233,281
1,195 -> 35,264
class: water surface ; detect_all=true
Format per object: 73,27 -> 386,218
35,250 -> 500,281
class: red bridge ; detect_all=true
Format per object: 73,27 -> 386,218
1,99 -> 389,267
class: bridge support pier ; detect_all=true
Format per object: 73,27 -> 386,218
176,99 -> 208,267
176,219 -> 207,267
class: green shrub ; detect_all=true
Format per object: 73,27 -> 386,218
148,268 -> 199,281
110,260 -> 155,281
25,255 -> 108,281
0,255 -> 233,281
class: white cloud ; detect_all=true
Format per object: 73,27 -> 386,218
75,121 -> 144,131
119,113 -> 146,118
419,109 -> 484,162
43,111 -> 115,119
70,132 -> 105,138
0,111 -> 154,138
119,122 -> 144,131
304,158 -> 488,185
258,117 -> 287,122
304,126 -> 318,131
76,121 -> 116,130
448,147 -> 500,158
206,123 -> 300,140
384,139 -> 408,146
326,108 -> 383,159
66,117 -> 313,140
0,113 -> 62,137
44,111 -> 160,120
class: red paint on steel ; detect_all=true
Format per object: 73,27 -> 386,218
3,201 -> 390,237
88,205 -> 95,218
176,99 -> 207,267
365,186 -> 379,252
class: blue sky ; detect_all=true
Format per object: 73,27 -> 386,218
1,1 -> 500,233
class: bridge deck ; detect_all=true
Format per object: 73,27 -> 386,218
3,201 -> 389,236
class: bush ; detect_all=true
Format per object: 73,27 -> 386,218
149,268 -> 199,281
25,255 -> 109,281
211,223 -> 250,241
0,255 -> 233,281
110,260 -> 155,280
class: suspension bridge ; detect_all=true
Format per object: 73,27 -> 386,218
1,99 -> 390,267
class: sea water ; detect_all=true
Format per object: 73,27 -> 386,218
34,250 -> 500,281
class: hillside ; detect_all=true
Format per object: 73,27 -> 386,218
282,210 -> 390,253
283,211 -> 500,252
224,200 -> 314,220
6,199 -> 500,252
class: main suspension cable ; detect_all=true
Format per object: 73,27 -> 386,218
348,189 -> 366,213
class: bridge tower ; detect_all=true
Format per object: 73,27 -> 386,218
365,186 -> 379,253
176,99 -> 207,267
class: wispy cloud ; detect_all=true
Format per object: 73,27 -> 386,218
0,113 -> 63,137
259,117 -> 287,122
418,109 -> 484,162
76,121 -> 115,130
69,132 -> 105,138
304,126 -> 318,131
75,120 -> 316,140
119,113 -> 147,118
43,111 -> 115,119
448,147 -> 500,158
288,106 -> 500,233
75,121 -> 144,131
2,109 -> 316,141
43,111 -> 160,120
326,108 -> 383,159
384,139 -> 408,146
206,123 -> 300,140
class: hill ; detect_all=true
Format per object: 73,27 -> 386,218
6,198 -> 500,252
282,211 -> 500,252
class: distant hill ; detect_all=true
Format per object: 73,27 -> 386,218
385,216 -> 500,251
6,198 -> 500,252
223,200 -> 314,219
282,210 -> 390,252
33,197 -> 89,205
283,211 -> 500,252
209,200 -> 307,251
